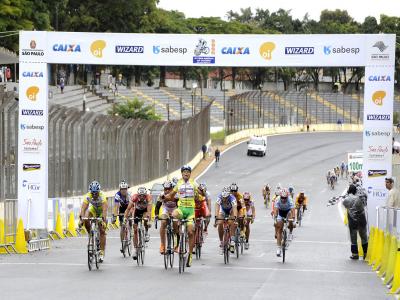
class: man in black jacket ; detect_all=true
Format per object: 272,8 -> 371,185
342,184 -> 368,260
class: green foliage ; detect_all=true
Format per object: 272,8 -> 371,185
211,130 -> 225,142
108,98 -> 162,120
394,112 -> 399,125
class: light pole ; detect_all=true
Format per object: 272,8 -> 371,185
192,82 -> 198,115
258,84 -> 263,128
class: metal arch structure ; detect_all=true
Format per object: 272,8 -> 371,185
17,31 -> 396,229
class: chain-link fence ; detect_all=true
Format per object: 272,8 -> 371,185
0,92 -> 210,200
226,90 -> 363,134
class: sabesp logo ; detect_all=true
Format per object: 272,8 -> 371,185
365,129 -> 391,137
91,40 -> 106,58
26,86 -> 39,101
324,46 -> 360,55
259,42 -> 275,60
372,90 -> 386,106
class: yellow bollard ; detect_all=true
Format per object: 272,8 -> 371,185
15,218 -> 28,254
55,213 -> 65,239
67,213 -> 77,237
0,219 -> 7,254
378,232 -> 391,277
370,229 -> 382,266
373,229 -> 384,270
115,216 -> 120,229
384,236 -> 398,285
365,227 -> 375,263
389,240 -> 400,294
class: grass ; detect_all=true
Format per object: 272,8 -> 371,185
211,130 -> 226,142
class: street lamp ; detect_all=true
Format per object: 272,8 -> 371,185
192,82 -> 198,115
258,84 -> 263,128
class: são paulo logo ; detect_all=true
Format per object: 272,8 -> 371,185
22,71 -> 44,78
91,40 -> 106,58
371,90 -> 386,106
371,41 -> 389,61
26,86 -> 39,102
259,42 -> 275,61
21,40 -> 44,56
368,75 -> 391,82
221,47 -> 250,55
52,44 -> 81,52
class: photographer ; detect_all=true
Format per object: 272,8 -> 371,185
342,184 -> 368,260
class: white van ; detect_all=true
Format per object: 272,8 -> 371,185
247,136 -> 267,156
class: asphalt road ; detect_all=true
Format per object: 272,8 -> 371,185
0,132 -> 388,300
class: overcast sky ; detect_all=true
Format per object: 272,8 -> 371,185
158,0 -> 400,22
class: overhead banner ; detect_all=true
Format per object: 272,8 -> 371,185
18,31 -> 395,229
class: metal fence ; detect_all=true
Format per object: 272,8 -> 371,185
226,90 -> 364,134
376,206 -> 400,238
1,92 -> 210,199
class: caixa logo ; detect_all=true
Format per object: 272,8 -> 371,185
53,44 -> 81,52
22,180 -> 40,193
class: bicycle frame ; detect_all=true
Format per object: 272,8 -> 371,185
82,217 -> 102,271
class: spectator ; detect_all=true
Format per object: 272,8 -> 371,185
342,184 -> 368,260
215,148 -> 220,163
385,178 -> 400,208
201,144 -> 207,160
60,77 -> 65,94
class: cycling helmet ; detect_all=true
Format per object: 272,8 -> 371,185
89,181 -> 101,193
171,177 -> 179,187
221,187 -> 231,198
119,180 -> 129,189
181,165 -> 192,172
230,183 -> 239,192
199,183 -> 207,192
280,188 -> 289,198
299,189 -> 305,194
163,180 -> 173,189
137,187 -> 147,195
243,192 -> 251,200
288,186 -> 294,193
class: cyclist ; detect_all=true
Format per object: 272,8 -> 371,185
273,188 -> 295,257
243,192 -> 255,250
270,185 -> 281,216
340,161 -> 346,178
295,190 -> 308,224
197,183 -> 211,234
288,186 -> 295,199
214,186 -> 238,254
171,177 -> 179,188
79,181 -> 108,262
262,184 -> 271,206
163,165 -> 199,268
112,180 -> 133,253
155,180 -> 178,254
334,167 -> 340,181
230,183 -> 246,237
123,186 -> 153,260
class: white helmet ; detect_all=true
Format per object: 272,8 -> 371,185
221,187 -> 231,198
119,180 -> 129,189
137,187 -> 147,195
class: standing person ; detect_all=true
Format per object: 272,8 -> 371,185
162,165 -> 199,267
342,184 -> 368,260
60,77 -> 65,94
385,178 -> 400,208
201,144 -> 207,160
215,148 -> 221,164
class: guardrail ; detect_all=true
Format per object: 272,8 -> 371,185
366,206 -> 400,295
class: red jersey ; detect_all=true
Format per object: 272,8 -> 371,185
131,194 -> 151,210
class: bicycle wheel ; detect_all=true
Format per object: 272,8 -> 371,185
87,233 -> 93,271
179,233 -> 185,273
240,236 -> 244,255
169,231 -> 175,268
136,230 -> 142,266
235,229 -> 240,259
298,210 -> 302,227
282,230 -> 287,263
141,238 -> 145,265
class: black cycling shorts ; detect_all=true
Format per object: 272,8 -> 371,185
133,208 -> 147,224
118,204 -> 128,223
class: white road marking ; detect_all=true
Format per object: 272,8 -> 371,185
0,262 -> 374,275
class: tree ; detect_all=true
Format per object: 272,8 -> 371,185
108,98 -> 161,120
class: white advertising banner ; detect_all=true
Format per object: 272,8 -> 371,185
348,152 -> 363,173
363,63 -> 395,225
18,32 -> 49,229
17,31 -> 395,229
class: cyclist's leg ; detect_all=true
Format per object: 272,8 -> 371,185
203,201 -> 211,232
185,208 -> 195,254
172,207 -> 183,251
118,206 -> 126,243
288,211 -> 294,234
245,217 -> 251,242
160,209 -> 168,252
84,207 -> 94,233
275,219 -> 284,246
228,209 -> 236,238
216,213 -> 224,243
